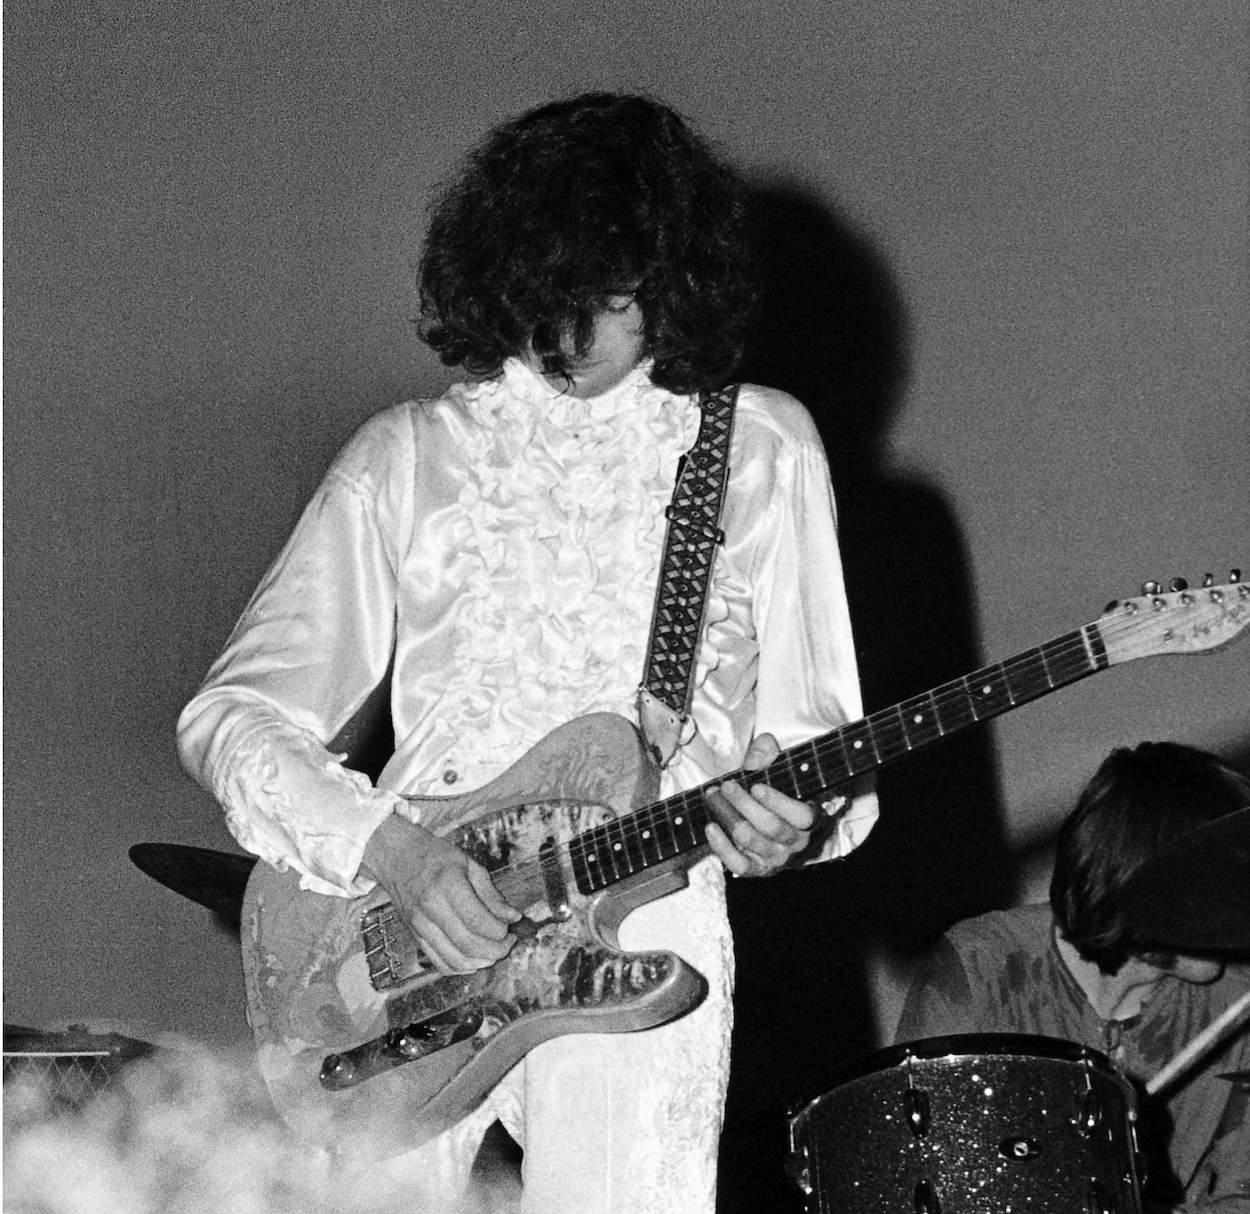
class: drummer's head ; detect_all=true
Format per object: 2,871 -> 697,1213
1050,741 -> 1250,976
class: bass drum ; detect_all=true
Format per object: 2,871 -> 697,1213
787,1034 -> 1141,1213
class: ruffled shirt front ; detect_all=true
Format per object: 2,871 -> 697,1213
177,359 -> 877,896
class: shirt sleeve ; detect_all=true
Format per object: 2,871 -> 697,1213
746,395 -> 878,861
892,937 -> 982,1043
1183,1080 -> 1250,1209
176,407 -> 415,897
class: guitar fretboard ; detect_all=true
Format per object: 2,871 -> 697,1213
569,624 -> 1107,893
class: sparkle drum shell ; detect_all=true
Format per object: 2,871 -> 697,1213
787,1034 -> 1142,1213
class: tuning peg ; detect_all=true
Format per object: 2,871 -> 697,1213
1203,573 -> 1215,587
1168,577 -> 1188,592
1141,580 -> 1161,596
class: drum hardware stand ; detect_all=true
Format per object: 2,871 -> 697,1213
1145,987 -> 1250,1097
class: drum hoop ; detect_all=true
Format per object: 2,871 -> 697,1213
789,1033 -> 1119,1127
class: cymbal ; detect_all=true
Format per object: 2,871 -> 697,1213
3,1022 -> 160,1061
129,843 -> 256,922
1121,807 -> 1250,952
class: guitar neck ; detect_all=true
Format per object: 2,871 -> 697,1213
571,623 -> 1107,894
570,571 -> 1249,895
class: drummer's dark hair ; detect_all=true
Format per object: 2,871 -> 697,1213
417,91 -> 756,394
1050,741 -> 1250,973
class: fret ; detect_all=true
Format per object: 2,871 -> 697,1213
581,821 -> 622,889
654,798 -> 681,863
619,811 -> 648,876
963,665 -> 1014,719
603,816 -> 635,880
1003,648 -> 1048,703
568,839 -> 591,893
1084,622 -> 1109,670
931,680 -> 979,734
768,747 -> 798,798
895,693 -> 946,749
838,718 -> 880,775
571,830 -> 608,894
779,742 -> 828,802
1049,629 -> 1100,682
865,705 -> 910,764
570,617 -> 1123,899
633,812 -> 664,868
667,795 -> 703,853
817,727 -> 855,788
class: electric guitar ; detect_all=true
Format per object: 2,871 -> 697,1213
241,573 -> 1249,1156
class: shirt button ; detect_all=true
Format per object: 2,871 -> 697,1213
442,769 -> 458,785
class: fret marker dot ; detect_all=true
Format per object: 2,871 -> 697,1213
800,762 -> 810,773
642,830 -> 651,839
613,843 -> 623,851
913,713 -> 924,724
853,740 -> 864,750
587,855 -> 597,863
982,684 -> 993,695
675,816 -> 684,826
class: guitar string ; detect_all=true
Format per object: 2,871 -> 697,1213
469,593 -> 1238,903
575,593 -> 1240,856
491,597 -> 1234,897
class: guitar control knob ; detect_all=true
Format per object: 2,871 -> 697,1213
1203,573 -> 1214,587
1168,577 -> 1188,592
1140,580 -> 1161,596
319,1053 -> 357,1090
1230,569 -> 1242,583
390,1030 -> 425,1059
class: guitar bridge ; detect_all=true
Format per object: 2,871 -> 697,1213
361,902 -> 427,991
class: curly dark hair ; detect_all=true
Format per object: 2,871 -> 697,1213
1050,741 -> 1250,973
417,92 -> 757,394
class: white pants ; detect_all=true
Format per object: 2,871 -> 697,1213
386,861 -> 734,1214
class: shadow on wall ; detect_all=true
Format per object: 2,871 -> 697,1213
719,180 -> 1014,1214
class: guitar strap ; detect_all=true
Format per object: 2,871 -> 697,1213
636,382 -> 739,767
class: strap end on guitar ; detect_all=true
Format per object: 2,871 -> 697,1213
636,687 -> 689,769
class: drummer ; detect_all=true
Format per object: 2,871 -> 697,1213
894,741 -> 1250,1212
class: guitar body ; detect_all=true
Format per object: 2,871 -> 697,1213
241,713 -> 708,1156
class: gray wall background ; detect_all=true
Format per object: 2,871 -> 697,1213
5,0 -> 1247,1112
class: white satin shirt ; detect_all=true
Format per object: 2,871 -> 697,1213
177,359 -> 877,897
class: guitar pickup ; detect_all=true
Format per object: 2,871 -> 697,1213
319,1006 -> 485,1091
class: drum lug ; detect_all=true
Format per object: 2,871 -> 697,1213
904,1085 -> 931,1138
913,1177 -> 943,1213
1085,1178 -> 1114,1214
1078,1086 -> 1105,1135
784,1143 -> 813,1196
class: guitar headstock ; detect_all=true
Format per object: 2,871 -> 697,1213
1100,570 -> 1250,665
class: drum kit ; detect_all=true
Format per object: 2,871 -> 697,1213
122,807 -> 1250,1213
786,805 -> 1250,1214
